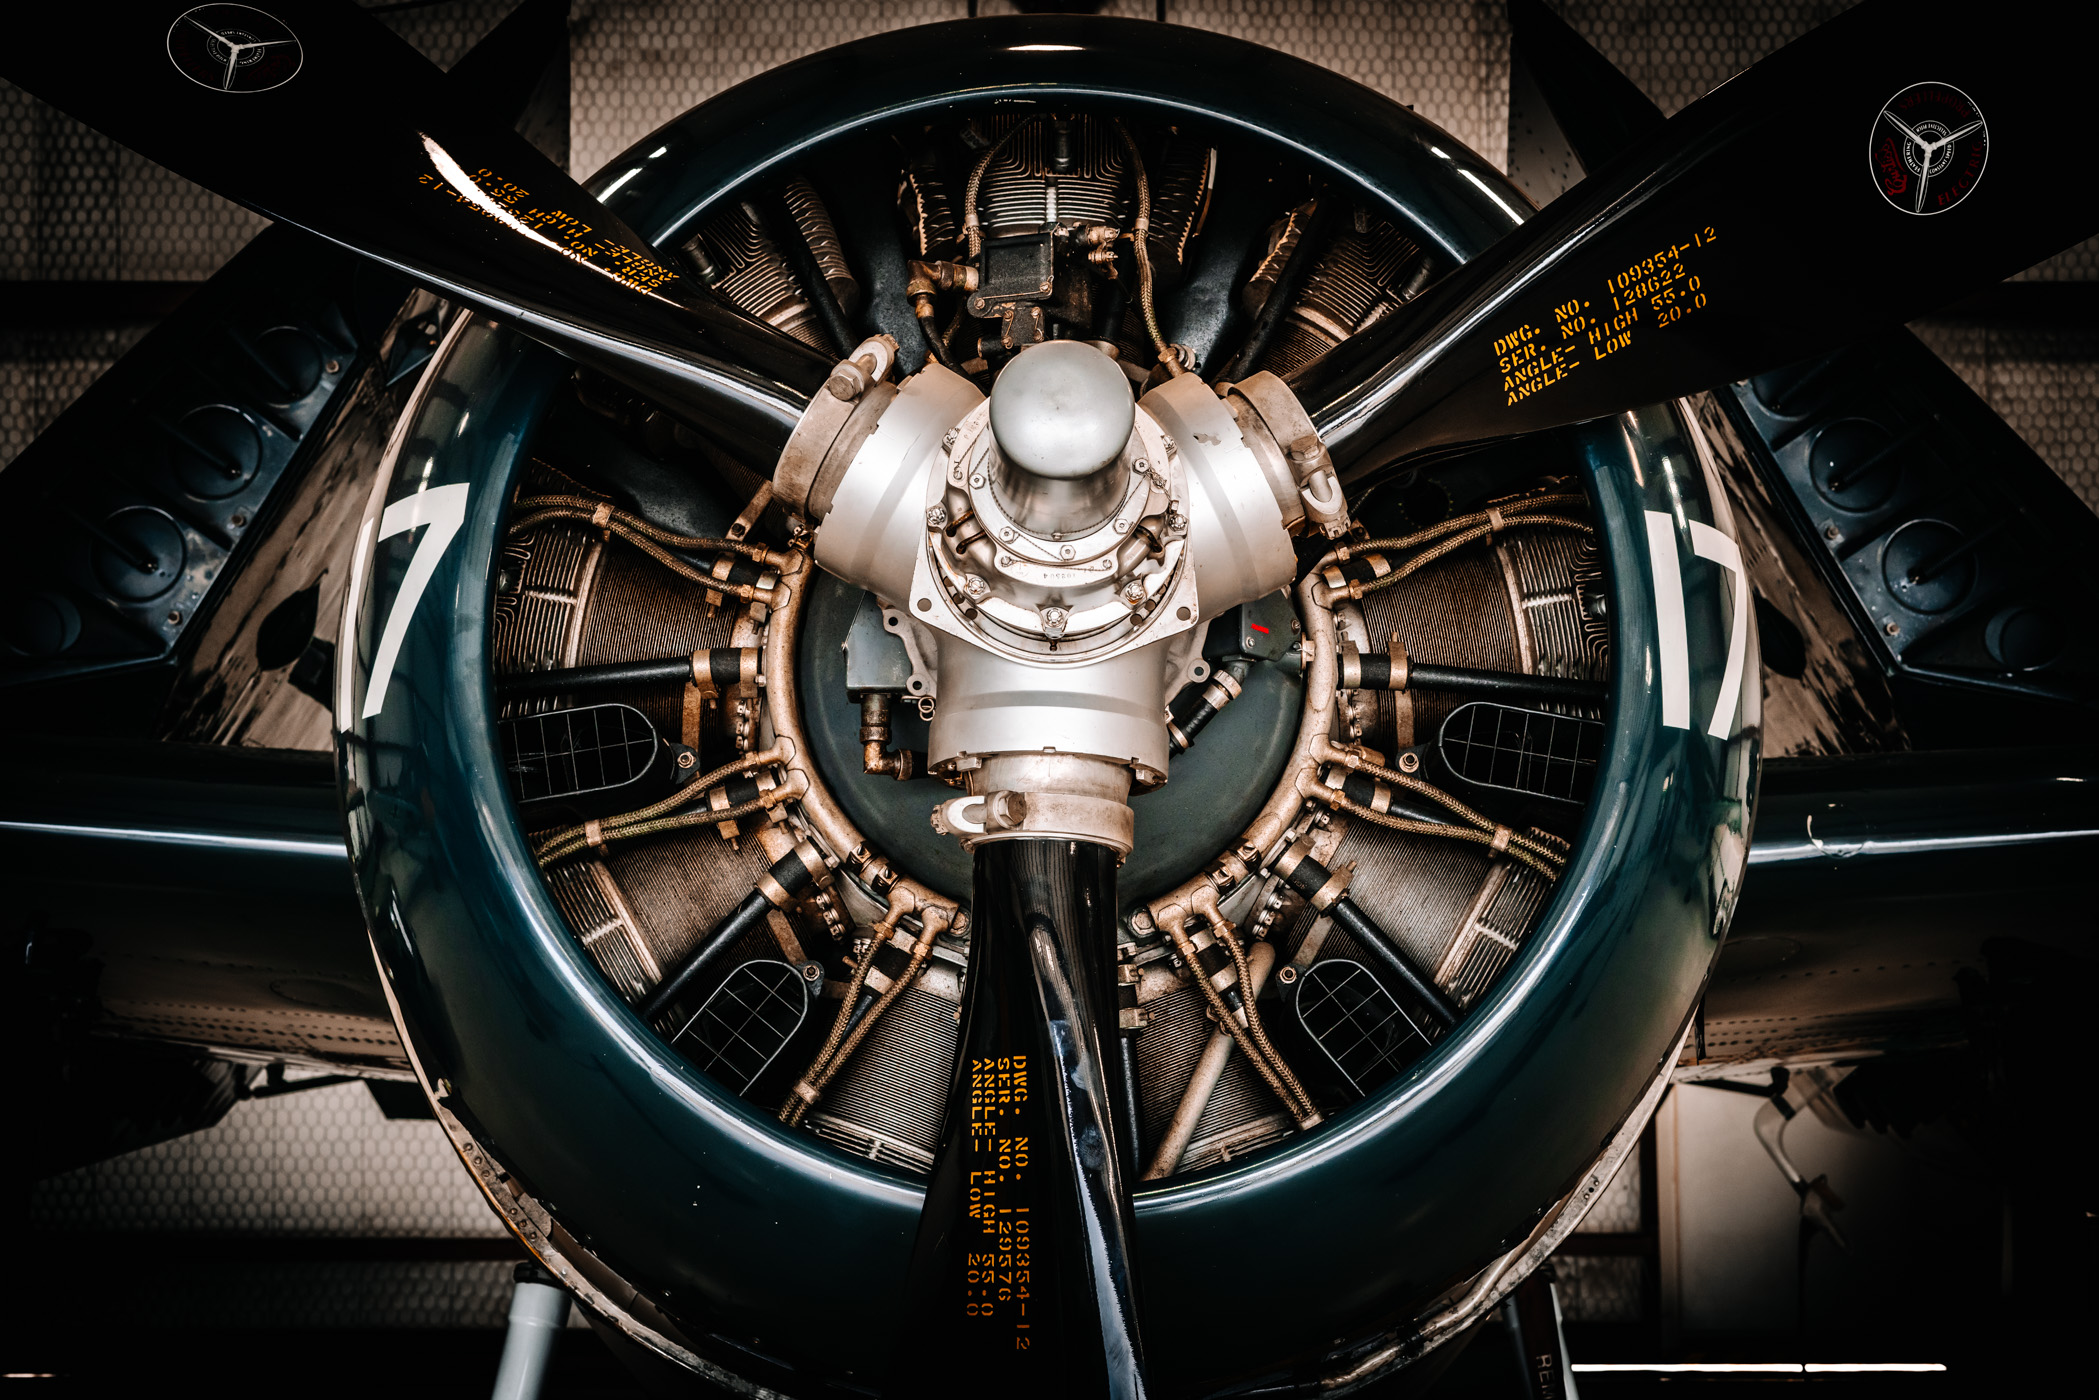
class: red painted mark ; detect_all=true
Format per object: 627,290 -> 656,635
1249,623 -> 1270,634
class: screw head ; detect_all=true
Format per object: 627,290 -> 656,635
229,513 -> 246,528
1277,965 -> 1298,985
1884,621 -> 1901,636
1113,518 -> 1129,534
969,472 -> 987,489
1132,458 -> 1149,475
1059,544 -> 1076,560
999,526 -> 1017,542
1398,751 -> 1421,773
1120,578 -> 1146,604
925,505 -> 949,529
165,609 -> 182,626
1824,524 -> 1842,541
677,750 -> 696,768
324,359 -> 341,375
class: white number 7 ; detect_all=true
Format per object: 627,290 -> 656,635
1644,509 -> 1748,740
360,483 -> 471,720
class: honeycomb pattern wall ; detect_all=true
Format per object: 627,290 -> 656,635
1553,1144 -> 1646,1323
1912,324 -> 2099,513
27,1079 -> 536,1330
567,1 -> 1513,183
31,1079 -> 503,1236
0,326 -> 149,469
1553,1256 -> 1645,1324
99,1259 -> 523,1330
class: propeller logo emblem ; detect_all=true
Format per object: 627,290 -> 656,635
1869,82 -> 1988,215
166,5 -> 303,93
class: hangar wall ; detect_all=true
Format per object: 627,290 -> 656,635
5,0 -> 2094,502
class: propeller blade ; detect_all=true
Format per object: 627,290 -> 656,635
893,840 -> 1147,1399
3,1 -> 831,453
1294,0 -> 2099,479
1504,0 -> 1663,202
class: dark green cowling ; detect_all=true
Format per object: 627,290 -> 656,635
338,18 -> 1753,1396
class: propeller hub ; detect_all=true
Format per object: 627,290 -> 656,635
987,341 -> 1135,537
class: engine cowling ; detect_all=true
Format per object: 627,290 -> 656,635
338,19 -> 1755,1396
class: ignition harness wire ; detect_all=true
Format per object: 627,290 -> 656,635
1321,493 -> 1594,604
506,493 -> 788,604
779,903 -> 956,1127
1112,117 -> 1186,376
531,749 -> 788,867
1316,750 -> 1569,879
1158,906 -> 1319,1127
1205,905 -> 1320,1123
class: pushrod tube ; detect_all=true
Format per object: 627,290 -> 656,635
891,839 -> 1148,1400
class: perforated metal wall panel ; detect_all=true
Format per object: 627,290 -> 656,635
1909,324 -> 2099,513
31,1080 -> 502,1236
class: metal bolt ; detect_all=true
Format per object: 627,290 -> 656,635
1120,578 -> 1146,604
969,472 -> 987,489
1884,621 -> 1900,636
941,429 -> 959,450
803,963 -> 823,983
165,609 -> 182,626
926,505 -> 949,529
1059,544 -> 1076,560
1824,524 -> 1841,541
677,751 -> 696,769
963,573 -> 990,598
324,359 -> 341,374
999,526 -> 1017,542
1113,518 -> 1129,534
1398,752 -> 1421,773
229,513 -> 246,528
1277,966 -> 1298,985
1132,458 -> 1149,475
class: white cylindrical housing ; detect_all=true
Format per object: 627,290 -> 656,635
929,634 -> 1170,776
1140,371 -> 1300,621
987,341 -> 1136,537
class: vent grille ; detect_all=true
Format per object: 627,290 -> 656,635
1439,701 -> 1603,803
1296,959 -> 1430,1095
667,960 -> 808,1095
500,702 -> 659,804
